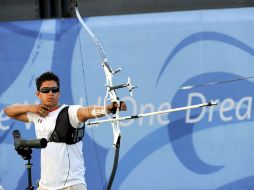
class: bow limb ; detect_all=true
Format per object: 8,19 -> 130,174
75,2 -> 120,190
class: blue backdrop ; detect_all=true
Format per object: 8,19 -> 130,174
0,7 -> 254,190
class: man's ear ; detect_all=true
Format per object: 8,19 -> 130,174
36,91 -> 40,97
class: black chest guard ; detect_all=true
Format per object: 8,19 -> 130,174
49,106 -> 85,144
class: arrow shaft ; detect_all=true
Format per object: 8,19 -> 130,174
180,76 -> 254,90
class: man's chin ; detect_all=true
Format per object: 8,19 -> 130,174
45,102 -> 57,107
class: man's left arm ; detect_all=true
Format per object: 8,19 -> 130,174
77,102 -> 127,123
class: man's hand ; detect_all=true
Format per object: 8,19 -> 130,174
106,101 -> 127,114
32,104 -> 49,118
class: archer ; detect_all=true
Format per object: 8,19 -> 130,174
4,71 -> 127,190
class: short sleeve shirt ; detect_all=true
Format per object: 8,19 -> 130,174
27,104 -> 86,189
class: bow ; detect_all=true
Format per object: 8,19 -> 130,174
74,2 -> 217,189
74,2 -> 136,189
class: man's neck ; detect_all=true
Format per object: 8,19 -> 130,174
48,104 -> 60,112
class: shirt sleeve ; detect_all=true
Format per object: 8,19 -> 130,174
27,112 -> 37,123
68,105 -> 83,128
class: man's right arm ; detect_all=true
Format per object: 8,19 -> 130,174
4,104 -> 43,122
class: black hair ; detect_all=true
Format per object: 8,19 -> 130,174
36,71 -> 60,91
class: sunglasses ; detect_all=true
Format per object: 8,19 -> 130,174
39,87 -> 59,94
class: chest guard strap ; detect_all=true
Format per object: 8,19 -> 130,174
49,106 -> 84,144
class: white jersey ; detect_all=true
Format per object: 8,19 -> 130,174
27,104 -> 87,190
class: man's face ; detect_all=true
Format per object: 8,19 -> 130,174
36,80 -> 60,107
